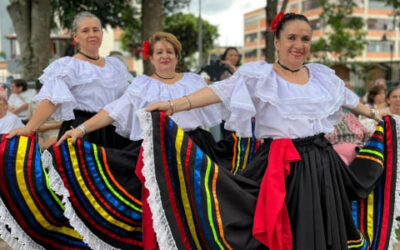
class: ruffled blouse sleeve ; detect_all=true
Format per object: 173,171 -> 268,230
308,63 -> 360,125
208,61 -> 269,137
105,73 -> 222,140
36,57 -> 131,121
36,57 -> 78,121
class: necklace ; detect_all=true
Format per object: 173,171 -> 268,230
277,60 -> 303,73
154,72 -> 176,80
78,50 -> 100,61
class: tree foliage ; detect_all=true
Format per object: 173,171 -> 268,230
163,13 -> 218,70
162,0 -> 191,15
52,0 -> 139,30
311,0 -> 367,64
121,13 -> 219,70
7,0 -> 52,81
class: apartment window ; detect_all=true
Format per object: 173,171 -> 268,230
244,49 -> 257,59
302,0 -> 320,11
367,41 -> 394,52
245,33 -> 258,43
245,15 -> 259,28
289,3 -> 299,11
309,19 -> 321,30
368,19 -> 393,30
369,0 -> 392,9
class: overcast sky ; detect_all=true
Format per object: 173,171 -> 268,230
186,0 -> 266,47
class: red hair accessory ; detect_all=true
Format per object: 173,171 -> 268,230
270,12 -> 285,31
141,41 -> 151,60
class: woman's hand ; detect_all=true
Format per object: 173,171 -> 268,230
6,127 -> 34,139
56,128 -> 84,146
376,108 -> 392,121
146,101 -> 174,115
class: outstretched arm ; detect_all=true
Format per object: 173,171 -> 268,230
146,87 -> 222,115
345,102 -> 391,121
56,109 -> 115,145
7,99 -> 57,138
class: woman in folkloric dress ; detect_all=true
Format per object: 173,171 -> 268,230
8,11 -> 133,149
145,13 -> 391,250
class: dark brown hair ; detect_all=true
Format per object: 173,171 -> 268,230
275,13 -> 311,39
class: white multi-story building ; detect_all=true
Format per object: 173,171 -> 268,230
243,1 -> 398,87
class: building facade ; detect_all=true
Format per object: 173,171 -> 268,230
243,1 -> 398,86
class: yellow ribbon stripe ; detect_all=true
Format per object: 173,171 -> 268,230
67,140 -> 136,231
367,192 -> 374,244
16,137 -> 81,237
175,128 -> 202,249
241,139 -> 251,170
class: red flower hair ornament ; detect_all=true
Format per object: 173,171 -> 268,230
141,41 -> 151,60
270,12 -> 285,32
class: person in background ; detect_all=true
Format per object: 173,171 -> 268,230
26,80 -> 62,149
366,84 -> 387,109
7,11 -> 133,149
0,96 -> 24,133
362,78 -> 387,104
219,47 -> 241,80
385,86 -> 400,116
7,79 -> 35,123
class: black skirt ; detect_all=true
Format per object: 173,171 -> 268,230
137,111 -> 390,250
58,109 -> 132,149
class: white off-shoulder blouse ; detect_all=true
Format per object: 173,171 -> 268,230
104,73 -> 222,141
208,61 -> 360,139
36,56 -> 132,121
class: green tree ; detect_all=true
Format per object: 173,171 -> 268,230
121,13 -> 219,70
311,0 -> 367,64
53,0 -> 139,31
7,0 -> 52,81
163,13 -> 218,70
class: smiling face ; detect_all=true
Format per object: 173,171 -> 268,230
374,89 -> 386,105
73,17 -> 103,53
274,20 -> 312,69
149,40 -> 178,73
225,49 -> 239,66
387,89 -> 400,114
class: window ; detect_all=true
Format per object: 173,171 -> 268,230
309,19 -> 321,30
289,3 -> 299,11
367,19 -> 393,30
369,0 -> 392,9
367,40 -> 394,52
302,0 -> 320,11
244,49 -> 257,59
245,16 -> 259,28
245,33 -> 258,43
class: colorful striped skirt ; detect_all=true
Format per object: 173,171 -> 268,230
136,110 -> 395,250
